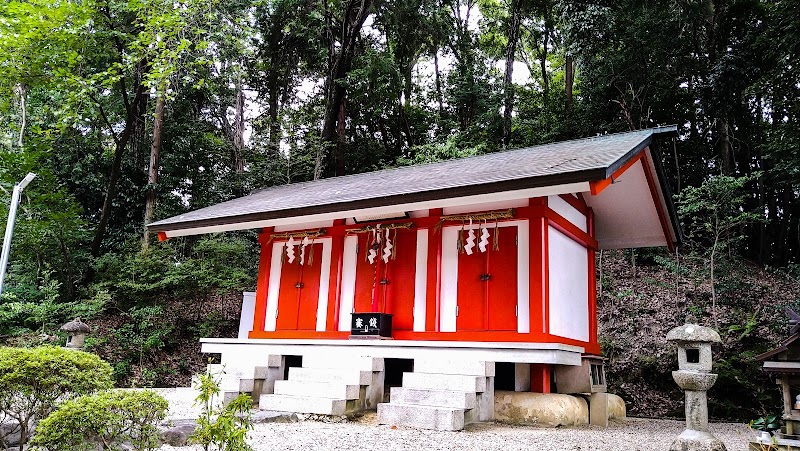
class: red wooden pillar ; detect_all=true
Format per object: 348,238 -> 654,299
250,227 -> 274,336
326,220 -> 346,331
531,363 -> 551,393
425,208 -> 443,331
527,198 -> 548,337
587,209 -> 598,345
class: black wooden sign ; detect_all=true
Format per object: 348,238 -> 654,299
351,313 -> 393,337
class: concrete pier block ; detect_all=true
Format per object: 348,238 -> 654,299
515,363 -> 531,392
589,392 -> 609,427
477,376 -> 495,421
366,367 -> 385,409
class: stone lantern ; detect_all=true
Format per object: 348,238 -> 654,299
61,318 -> 91,349
666,323 -> 726,451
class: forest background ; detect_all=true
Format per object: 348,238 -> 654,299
0,0 -> 798,421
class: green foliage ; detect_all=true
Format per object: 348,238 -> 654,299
30,390 -> 168,451
191,371 -> 253,451
0,346 -> 114,447
677,174 -> 764,252
727,312 -> 759,340
93,236 -> 255,307
116,306 -> 175,370
677,174 -> 765,321
750,414 -> 781,432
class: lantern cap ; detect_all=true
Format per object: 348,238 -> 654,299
666,323 -> 720,344
61,318 -> 91,333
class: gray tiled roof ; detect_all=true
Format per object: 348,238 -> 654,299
148,126 -> 677,232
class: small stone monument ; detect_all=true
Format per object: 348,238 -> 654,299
666,323 -> 727,451
61,318 -> 91,349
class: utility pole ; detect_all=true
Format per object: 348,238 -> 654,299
0,172 -> 36,297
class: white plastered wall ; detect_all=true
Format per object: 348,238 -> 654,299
264,237 -> 332,332
547,226 -> 589,342
413,230 -> 428,331
337,236 -> 358,331
440,220 -> 530,333
547,195 -> 587,232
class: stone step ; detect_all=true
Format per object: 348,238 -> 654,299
288,367 -> 373,385
377,403 -> 465,431
402,372 -> 486,392
303,355 -> 384,372
390,387 -> 476,409
274,380 -> 361,400
414,359 -> 495,377
205,364 -> 255,391
259,394 -> 352,416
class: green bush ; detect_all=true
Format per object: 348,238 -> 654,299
0,346 -> 114,447
191,371 -> 253,451
30,390 -> 168,451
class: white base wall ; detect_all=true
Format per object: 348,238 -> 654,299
201,338 -> 583,366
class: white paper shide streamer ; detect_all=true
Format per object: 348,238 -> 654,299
464,220 -> 476,255
367,227 -> 379,264
299,236 -> 310,265
382,228 -> 392,263
478,226 -> 490,253
285,236 -> 296,263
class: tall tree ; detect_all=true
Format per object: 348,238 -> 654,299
317,0 -> 375,178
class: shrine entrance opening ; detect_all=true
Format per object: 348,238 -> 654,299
352,230 -> 417,331
456,226 -> 518,331
275,242 -> 323,330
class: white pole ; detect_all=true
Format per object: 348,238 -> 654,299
0,172 -> 36,298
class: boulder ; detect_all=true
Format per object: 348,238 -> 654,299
607,393 -> 627,420
251,411 -> 299,423
160,419 -> 197,447
494,391 -> 588,427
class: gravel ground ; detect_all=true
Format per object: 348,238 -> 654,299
152,387 -> 204,421
149,388 -> 752,450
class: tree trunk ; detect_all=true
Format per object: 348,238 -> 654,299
336,97 -> 347,175
540,9 -> 551,99
233,85 -> 245,172
398,92 -> 413,150
318,0 -> 373,179
142,95 -> 165,252
502,0 -> 522,148
16,83 -> 26,148
564,54 -> 574,112
716,118 -> 734,174
434,50 -> 444,117
91,73 -> 148,257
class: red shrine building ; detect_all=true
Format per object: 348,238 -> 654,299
149,126 -> 680,430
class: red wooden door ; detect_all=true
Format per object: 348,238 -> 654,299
456,227 -> 518,331
456,233 -> 488,331
487,230 -> 518,331
380,228 -> 417,330
276,252 -> 302,330
275,243 -> 323,330
297,243 -> 323,330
